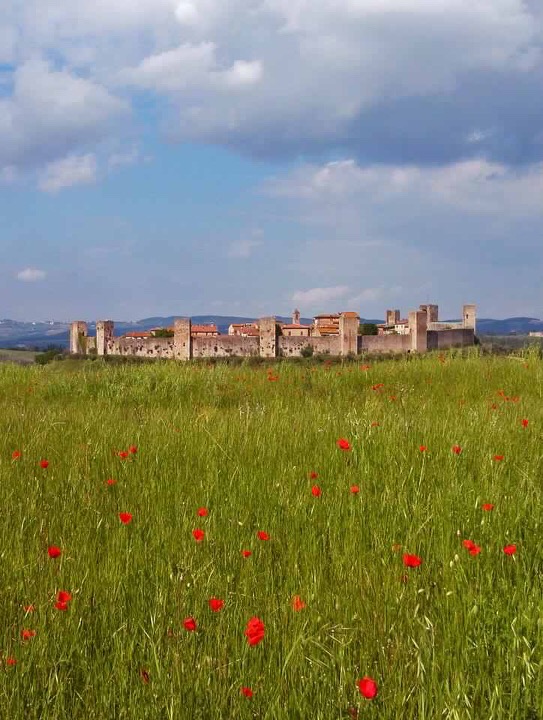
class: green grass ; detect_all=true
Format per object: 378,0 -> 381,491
0,352 -> 542,719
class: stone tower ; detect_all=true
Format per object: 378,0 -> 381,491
386,309 -> 400,325
419,304 -> 439,323
463,304 -> 476,333
174,318 -> 192,360
96,320 -> 114,356
70,321 -> 88,354
339,312 -> 359,356
292,308 -> 301,324
409,310 -> 428,353
259,317 -> 277,358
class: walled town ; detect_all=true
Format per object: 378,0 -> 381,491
70,303 -> 476,359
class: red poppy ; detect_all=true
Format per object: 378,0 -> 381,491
466,542 -> 481,556
119,512 -> 133,525
257,531 -> 269,541
462,539 -> 475,550
129,445 -> 138,454
183,617 -> 197,631
357,676 -> 378,699
503,544 -> 517,555
419,445 -> 427,453
242,550 -> 252,558
371,422 -> 380,427
482,503 -> 495,511
403,553 -> 422,568
208,597 -> 225,613
57,591 -> 72,603
23,605 -> 35,613
311,485 -> 321,497
350,485 -> 360,494
493,455 -> 504,462
451,445 -> 462,455
21,629 -> 35,641
360,364 -> 371,371
48,545 -> 61,559
337,438 -> 351,451
309,471 -> 318,479
54,601 -> 69,611
521,419 -> 529,428
5,657 -> 17,666
197,507 -> 208,517
241,687 -> 253,698
139,669 -> 150,684
118,451 -> 129,460
106,478 -> 117,486
372,383 -> 384,391
291,595 -> 306,611
245,616 -> 265,646
192,528 -> 205,542
11,450 -> 21,460
39,459 -> 49,469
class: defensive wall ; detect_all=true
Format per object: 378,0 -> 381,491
70,303 -> 476,360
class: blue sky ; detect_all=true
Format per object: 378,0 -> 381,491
1,0 -> 542,321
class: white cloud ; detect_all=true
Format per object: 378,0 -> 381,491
38,154 -> 97,192
223,60 -> 263,87
292,286 -> 350,308
228,235 -> 263,259
107,146 -> 140,170
17,268 -> 46,282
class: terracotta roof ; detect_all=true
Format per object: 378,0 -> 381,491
282,324 -> 311,329
191,324 -> 218,333
242,328 -> 260,336
314,313 -> 340,319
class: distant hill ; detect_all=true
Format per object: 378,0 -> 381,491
1,315 -> 542,349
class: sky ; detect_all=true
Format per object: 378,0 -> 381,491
1,0 -> 542,322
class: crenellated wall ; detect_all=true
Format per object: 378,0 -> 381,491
192,335 -> 259,358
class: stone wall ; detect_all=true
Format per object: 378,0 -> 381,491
109,337 -> 175,358
427,328 -> 475,350
278,336 -> 341,357
359,334 -> 412,353
193,335 -> 259,358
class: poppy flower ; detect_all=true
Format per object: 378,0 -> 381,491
139,669 -> 150,684
48,546 -> 61,559
309,472 -> 318,479
242,550 -> 252,558
372,383 -> 384,391
462,539 -> 481,556
419,445 -> 427,453
257,531 -> 269,541
197,507 -> 208,517
12,450 -> 21,460
503,544 -> 517,555
208,597 -> 224,613
350,485 -> 360,494
54,601 -> 69,611
245,616 -> 265,646
357,676 -> 378,699
57,591 -> 72,603
311,485 -> 321,497
403,553 -> 422,568
192,528 -> 205,542
482,503 -> 494,511
521,419 -> 529,428
183,617 -> 197,631
371,422 -> 380,427
39,459 -> 49,469
119,512 -> 133,525
241,687 -> 253,698
21,629 -> 35,641
23,605 -> 35,613
118,451 -> 129,460
106,478 -> 117,486
452,445 -> 462,455
129,445 -> 138,454
493,455 -> 504,462
5,657 -> 17,667
291,595 -> 306,611
337,438 -> 351,451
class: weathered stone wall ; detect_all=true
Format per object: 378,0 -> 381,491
109,338 -> 175,358
259,317 -> 277,358
278,336 -> 341,357
70,321 -> 88,354
192,336 -> 259,358
409,311 -> 428,353
427,328 -> 475,350
359,334 -> 412,353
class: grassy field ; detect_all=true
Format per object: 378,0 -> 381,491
0,352 -> 541,719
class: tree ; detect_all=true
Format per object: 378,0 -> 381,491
359,323 -> 379,336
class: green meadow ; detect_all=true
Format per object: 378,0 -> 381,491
0,352 -> 541,719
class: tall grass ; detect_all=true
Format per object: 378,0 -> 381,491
0,353 -> 541,719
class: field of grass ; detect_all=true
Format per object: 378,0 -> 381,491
0,352 -> 541,719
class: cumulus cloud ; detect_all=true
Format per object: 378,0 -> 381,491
38,154 -> 97,192
292,286 -> 350,308
16,268 -> 46,282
